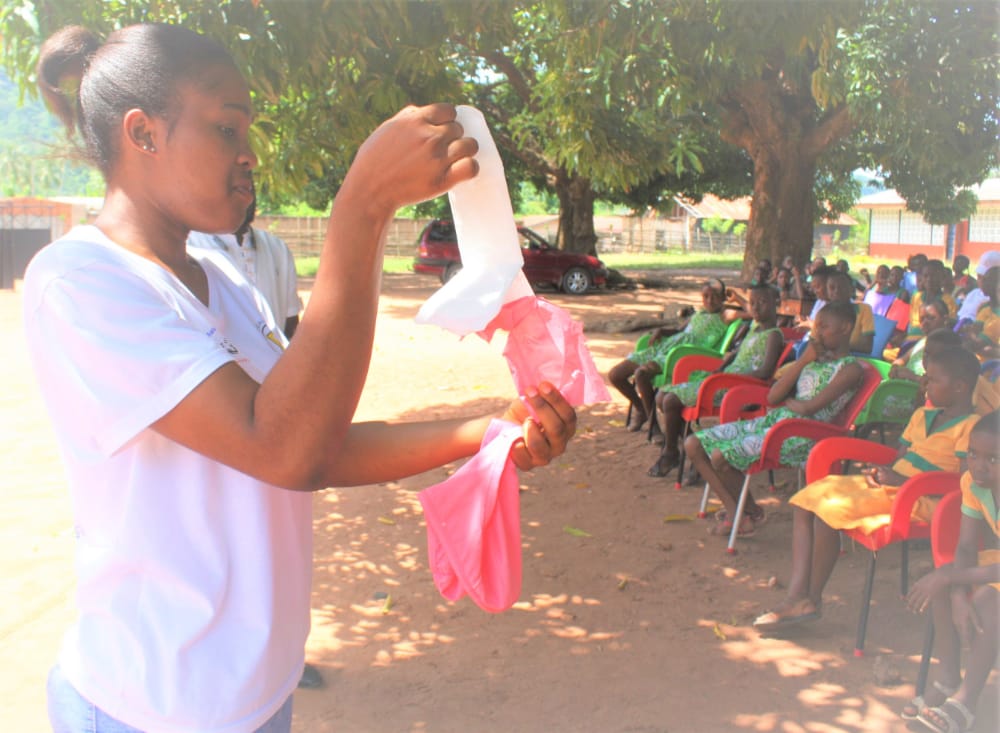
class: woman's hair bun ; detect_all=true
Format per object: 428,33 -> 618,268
37,26 -> 101,134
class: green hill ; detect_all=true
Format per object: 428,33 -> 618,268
0,72 -> 95,196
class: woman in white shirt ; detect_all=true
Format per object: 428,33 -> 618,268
28,23 -> 575,733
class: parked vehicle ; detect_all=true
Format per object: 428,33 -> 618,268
413,219 -> 608,295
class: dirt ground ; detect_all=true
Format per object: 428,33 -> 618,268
1,271 -> 996,733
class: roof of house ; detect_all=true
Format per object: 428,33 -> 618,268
856,177 -> 1000,208
673,194 -> 856,226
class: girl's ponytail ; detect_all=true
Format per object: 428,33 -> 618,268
37,26 -> 100,137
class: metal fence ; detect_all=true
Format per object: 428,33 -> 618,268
255,216 -> 429,259
255,214 -> 769,260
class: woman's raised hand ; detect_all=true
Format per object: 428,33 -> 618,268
345,103 -> 480,216
502,382 -> 577,471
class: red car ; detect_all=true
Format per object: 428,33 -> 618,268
413,219 -> 608,295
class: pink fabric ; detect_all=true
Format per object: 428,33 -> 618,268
477,296 -> 611,406
418,420 -> 523,613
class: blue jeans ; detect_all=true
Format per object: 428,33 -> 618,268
47,665 -> 294,732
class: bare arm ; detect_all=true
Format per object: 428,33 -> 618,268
767,342 -> 816,404
777,358 -> 863,417
152,104 -> 545,490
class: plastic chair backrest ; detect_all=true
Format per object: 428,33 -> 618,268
871,313 -> 897,358
855,378 -> 921,427
780,326 -> 809,343
858,356 -> 892,379
718,318 -> 745,353
930,490 -> 963,568
634,332 -> 651,353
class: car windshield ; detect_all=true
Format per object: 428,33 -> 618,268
519,230 -> 549,249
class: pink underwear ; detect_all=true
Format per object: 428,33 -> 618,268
419,420 -> 523,613
419,298 -> 608,612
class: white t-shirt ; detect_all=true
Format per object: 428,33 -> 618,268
23,226 -> 312,733
187,229 -> 302,329
958,288 -> 989,321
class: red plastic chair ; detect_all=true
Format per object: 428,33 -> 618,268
805,436 -> 962,656
914,490 -> 964,699
702,359 -> 882,554
669,339 -> 798,490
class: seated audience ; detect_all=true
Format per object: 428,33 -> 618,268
648,284 -> 784,478
684,302 -> 863,538
753,347 -> 981,632
609,279 -> 730,432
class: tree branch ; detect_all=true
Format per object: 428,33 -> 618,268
802,104 -> 854,159
477,98 -> 556,176
476,48 -> 540,113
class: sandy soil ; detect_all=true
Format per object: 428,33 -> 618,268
1,272 -> 996,733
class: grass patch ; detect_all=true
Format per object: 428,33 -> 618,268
600,252 -> 743,271
296,255 -> 414,278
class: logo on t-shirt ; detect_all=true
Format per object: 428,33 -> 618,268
205,326 -> 240,356
258,321 -> 286,352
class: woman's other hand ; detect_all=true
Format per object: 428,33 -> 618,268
502,382 -> 577,470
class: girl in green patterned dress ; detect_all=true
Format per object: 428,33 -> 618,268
684,301 -> 865,537
648,283 -> 784,477
608,279 -> 730,431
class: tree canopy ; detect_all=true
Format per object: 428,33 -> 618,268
1,1 -> 997,271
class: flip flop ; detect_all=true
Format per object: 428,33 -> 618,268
917,697 -> 976,733
901,681 -> 957,721
753,605 -> 821,633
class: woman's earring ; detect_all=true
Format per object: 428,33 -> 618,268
142,142 -> 156,153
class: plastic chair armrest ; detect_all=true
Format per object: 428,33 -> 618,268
695,374 -> 770,413
805,436 -> 897,483
718,383 -> 772,422
886,472 -> 962,542
672,355 -> 725,385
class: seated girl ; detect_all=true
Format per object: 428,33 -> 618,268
648,283 -> 784,478
826,270 -> 875,356
863,264 -> 897,317
753,347 -> 982,633
890,301 -> 955,383
903,409 -> 1000,733
608,279 -> 730,432
684,301 -> 864,537
909,260 -> 957,337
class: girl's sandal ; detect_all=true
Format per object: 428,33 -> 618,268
900,681 -> 957,721
917,697 -> 975,733
707,517 -> 756,538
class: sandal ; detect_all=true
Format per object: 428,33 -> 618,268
917,697 -> 976,733
753,598 -> 821,632
900,681 -> 957,721
647,453 -> 680,478
715,507 -> 766,526
707,516 -> 756,538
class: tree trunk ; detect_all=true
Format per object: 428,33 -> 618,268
743,148 -> 816,281
555,169 -> 598,255
719,74 -> 855,283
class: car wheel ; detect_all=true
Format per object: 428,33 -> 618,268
442,262 -> 462,283
561,267 -> 592,294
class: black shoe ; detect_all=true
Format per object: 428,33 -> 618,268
298,663 -> 323,689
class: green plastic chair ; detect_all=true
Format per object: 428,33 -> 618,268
857,356 -> 892,380
652,319 -> 747,390
854,378 -> 921,444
